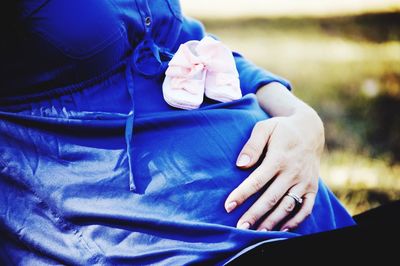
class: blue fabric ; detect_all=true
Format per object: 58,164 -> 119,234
0,0 -> 355,265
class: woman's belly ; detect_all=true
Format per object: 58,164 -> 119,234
26,94 -> 269,227
130,95 -> 270,226
1,92 -> 279,264
0,54 -> 270,228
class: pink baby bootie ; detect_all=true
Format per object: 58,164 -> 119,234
162,40 -> 206,110
197,36 -> 242,103
162,36 -> 242,110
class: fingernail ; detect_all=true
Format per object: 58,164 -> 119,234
259,228 -> 268,232
282,228 -> 289,232
237,154 -> 251,167
225,201 -> 237,213
237,222 -> 250,230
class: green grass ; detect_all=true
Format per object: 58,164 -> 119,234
202,12 -> 400,215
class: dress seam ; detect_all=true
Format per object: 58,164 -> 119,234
0,162 -> 106,264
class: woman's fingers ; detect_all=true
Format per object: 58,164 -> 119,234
225,151 -> 281,213
280,192 -> 316,231
235,173 -> 292,229
236,119 -> 278,168
256,185 -> 305,231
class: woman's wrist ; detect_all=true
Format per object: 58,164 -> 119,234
256,82 -> 325,152
256,82 -> 302,117
291,107 -> 325,151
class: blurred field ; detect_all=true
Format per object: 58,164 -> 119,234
196,12 -> 400,215
181,0 -> 400,18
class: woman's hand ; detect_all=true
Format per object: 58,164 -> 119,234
224,82 -> 325,232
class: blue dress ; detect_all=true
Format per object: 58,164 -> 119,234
0,1 -> 355,265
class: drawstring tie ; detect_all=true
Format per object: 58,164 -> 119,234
124,35 -> 173,192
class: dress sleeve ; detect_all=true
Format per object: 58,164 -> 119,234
175,16 -> 292,95
233,51 -> 292,95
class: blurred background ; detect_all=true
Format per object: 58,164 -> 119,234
181,0 -> 400,215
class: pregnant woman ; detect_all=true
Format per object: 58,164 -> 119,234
0,1 -> 355,265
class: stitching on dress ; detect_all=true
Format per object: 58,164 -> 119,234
164,0 -> 183,22
32,24 -> 126,60
21,0 -> 51,20
0,155 -> 105,263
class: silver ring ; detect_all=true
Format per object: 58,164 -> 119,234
286,192 -> 303,205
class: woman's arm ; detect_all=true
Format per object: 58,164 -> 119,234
225,82 -> 325,231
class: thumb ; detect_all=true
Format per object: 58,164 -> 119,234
236,118 -> 278,168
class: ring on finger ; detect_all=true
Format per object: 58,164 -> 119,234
285,192 -> 303,206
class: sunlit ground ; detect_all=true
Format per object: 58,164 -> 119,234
181,2 -> 400,215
